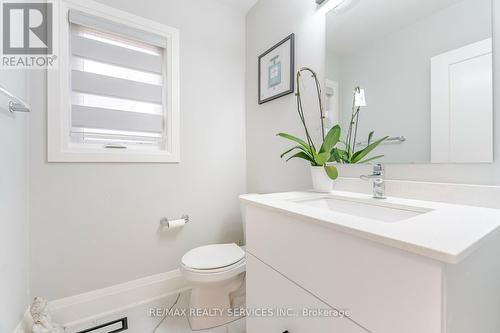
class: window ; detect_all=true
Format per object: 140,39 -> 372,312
48,0 -> 180,162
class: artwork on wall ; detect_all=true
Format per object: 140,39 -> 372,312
258,34 -> 295,104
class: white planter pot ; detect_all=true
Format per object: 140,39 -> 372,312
310,166 -> 334,193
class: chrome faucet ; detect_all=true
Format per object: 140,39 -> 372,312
360,164 -> 386,199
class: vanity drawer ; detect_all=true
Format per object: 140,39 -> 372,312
245,204 -> 444,333
246,253 -> 364,333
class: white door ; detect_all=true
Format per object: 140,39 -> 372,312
431,38 -> 493,163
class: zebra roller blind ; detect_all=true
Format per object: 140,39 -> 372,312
69,10 -> 167,150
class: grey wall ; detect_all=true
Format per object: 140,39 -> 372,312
246,0 -> 500,192
29,0 -> 246,300
246,0 -> 328,193
327,0 -> 491,163
0,72 -> 30,330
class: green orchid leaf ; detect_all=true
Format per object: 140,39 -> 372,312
280,146 -> 313,159
324,165 -> 338,180
286,151 -> 315,163
314,151 -> 330,166
345,142 -> 353,159
367,131 -> 374,146
327,149 -> 339,163
310,150 -> 320,166
319,125 -> 341,154
277,133 -> 312,154
280,146 -> 300,159
351,136 -> 389,164
329,148 -> 349,163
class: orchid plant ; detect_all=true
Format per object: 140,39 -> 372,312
277,67 -> 340,180
278,70 -> 387,179
329,87 -> 388,164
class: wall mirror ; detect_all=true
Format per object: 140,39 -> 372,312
325,0 -> 493,164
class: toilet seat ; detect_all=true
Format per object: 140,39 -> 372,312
181,258 -> 246,282
182,257 -> 245,273
180,244 -> 246,284
181,243 -> 245,270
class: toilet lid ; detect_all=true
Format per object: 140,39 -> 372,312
182,243 -> 245,270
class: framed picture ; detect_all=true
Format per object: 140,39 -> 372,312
258,34 -> 295,104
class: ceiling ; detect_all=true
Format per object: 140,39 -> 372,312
215,0 -> 259,12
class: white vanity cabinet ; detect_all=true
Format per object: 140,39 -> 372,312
246,254 -> 366,333
242,192 -> 500,333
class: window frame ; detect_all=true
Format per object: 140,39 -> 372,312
48,0 -> 180,163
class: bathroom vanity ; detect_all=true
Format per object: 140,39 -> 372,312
241,191 -> 500,333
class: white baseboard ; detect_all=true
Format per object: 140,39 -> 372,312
49,269 -> 190,328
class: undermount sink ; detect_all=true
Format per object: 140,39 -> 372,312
292,195 -> 432,222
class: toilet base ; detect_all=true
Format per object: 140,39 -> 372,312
187,273 -> 245,330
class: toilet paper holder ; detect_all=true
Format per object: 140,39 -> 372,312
160,215 -> 189,228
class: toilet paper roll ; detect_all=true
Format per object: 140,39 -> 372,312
165,218 -> 186,229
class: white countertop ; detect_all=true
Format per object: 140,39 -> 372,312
240,191 -> 500,264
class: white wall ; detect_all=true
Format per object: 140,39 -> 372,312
0,72 -> 30,331
246,0 -> 500,192
246,0 -> 328,193
29,0 -> 246,300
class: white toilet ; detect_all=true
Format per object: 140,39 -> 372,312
180,203 -> 248,330
181,243 -> 246,330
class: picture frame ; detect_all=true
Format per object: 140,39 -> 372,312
258,33 -> 295,104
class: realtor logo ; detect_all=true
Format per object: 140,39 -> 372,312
3,2 -> 52,54
1,1 -> 57,68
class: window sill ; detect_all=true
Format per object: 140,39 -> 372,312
48,148 -> 180,163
